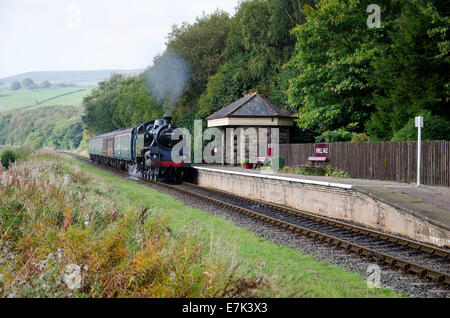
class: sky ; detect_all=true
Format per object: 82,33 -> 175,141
0,0 -> 240,78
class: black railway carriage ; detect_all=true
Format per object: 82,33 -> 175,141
88,116 -> 190,182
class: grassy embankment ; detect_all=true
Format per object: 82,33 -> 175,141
0,150 -> 397,297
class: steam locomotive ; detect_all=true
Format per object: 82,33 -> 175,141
88,116 -> 190,182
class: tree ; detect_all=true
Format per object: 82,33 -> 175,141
40,80 -> 51,88
164,11 -> 232,128
82,73 -> 125,135
22,78 -> 34,89
167,11 -> 232,99
391,112 -> 450,141
0,149 -> 16,169
48,117 -> 84,149
115,74 -> 162,127
197,0 -> 315,120
366,0 -> 450,140
286,0 -> 385,135
11,81 -> 21,91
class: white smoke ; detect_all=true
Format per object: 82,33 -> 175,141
146,50 -> 190,116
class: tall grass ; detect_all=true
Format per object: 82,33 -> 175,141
0,150 -> 264,297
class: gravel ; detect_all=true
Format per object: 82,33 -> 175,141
129,176 -> 449,298
73,157 -> 450,298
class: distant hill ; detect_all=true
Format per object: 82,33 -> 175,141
0,69 -> 145,85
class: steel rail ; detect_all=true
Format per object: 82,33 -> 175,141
183,183 -> 450,259
63,152 -> 450,285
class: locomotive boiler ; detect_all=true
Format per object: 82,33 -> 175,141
89,116 -> 189,182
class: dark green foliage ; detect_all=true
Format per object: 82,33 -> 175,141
83,73 -> 163,135
391,113 -> 450,141
316,129 -> 353,143
83,73 -> 126,135
0,149 -> 16,168
286,0 -> 383,134
82,0 -> 448,143
115,73 -> 162,127
197,0 -> 312,120
167,11 -> 232,100
48,117 -> 84,149
366,0 -> 450,140
197,54 -> 251,118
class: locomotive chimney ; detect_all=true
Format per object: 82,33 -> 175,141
163,115 -> 172,124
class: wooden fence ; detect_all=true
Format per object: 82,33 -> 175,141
279,141 -> 450,187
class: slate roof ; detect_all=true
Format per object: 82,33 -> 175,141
206,92 -> 292,120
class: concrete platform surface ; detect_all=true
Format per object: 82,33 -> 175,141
193,165 -> 450,232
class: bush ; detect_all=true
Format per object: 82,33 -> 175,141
315,128 -> 352,143
351,133 -> 369,143
391,113 -> 450,141
0,148 -> 16,168
324,165 -> 350,178
280,164 -> 349,178
0,150 -> 267,298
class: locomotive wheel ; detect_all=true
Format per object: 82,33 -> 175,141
177,170 -> 184,183
149,169 -> 154,180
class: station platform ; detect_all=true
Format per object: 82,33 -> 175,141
192,164 -> 450,247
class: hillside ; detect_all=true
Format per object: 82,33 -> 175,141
0,87 -> 93,111
0,104 -> 83,150
0,69 -> 144,86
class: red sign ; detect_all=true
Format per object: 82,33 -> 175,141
268,143 -> 273,157
315,143 -> 329,158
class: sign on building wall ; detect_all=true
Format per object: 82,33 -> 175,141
315,143 -> 329,158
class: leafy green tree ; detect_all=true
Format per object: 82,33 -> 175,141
40,80 -> 51,88
167,11 -> 232,99
391,112 -> 450,141
22,78 -> 34,88
83,73 -> 125,135
0,149 -> 16,169
286,0 -> 386,135
0,105 -> 83,151
11,81 -> 21,91
49,117 -> 83,149
163,11 -> 232,127
367,0 -> 450,140
198,0 -> 315,120
197,54 -> 251,118
115,74 -> 162,127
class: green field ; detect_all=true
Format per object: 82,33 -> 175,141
0,87 -> 93,111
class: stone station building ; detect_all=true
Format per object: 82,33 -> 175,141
206,92 -> 294,165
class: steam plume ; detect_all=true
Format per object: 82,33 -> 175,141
146,50 -> 190,116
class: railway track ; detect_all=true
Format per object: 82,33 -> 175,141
64,152 -> 450,290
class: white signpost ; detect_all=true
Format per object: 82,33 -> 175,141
415,116 -> 424,187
